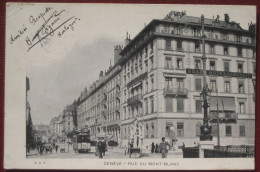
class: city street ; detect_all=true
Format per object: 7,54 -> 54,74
27,146 -> 183,159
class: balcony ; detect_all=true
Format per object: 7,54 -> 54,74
164,87 -> 188,97
127,94 -> 143,105
177,47 -> 184,52
209,113 -> 238,123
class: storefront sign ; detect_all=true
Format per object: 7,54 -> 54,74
186,68 -> 252,78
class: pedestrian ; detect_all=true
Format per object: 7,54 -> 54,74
151,142 -> 155,153
155,144 -> 159,153
194,142 -> 196,147
97,140 -> 103,158
182,142 -> 185,151
55,145 -> 59,153
159,137 -> 171,158
101,139 -> 107,156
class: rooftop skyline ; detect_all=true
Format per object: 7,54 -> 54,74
17,4 -> 256,125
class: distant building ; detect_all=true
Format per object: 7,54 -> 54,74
77,45 -> 122,143
63,102 -> 77,134
50,115 -> 63,138
34,124 -> 50,143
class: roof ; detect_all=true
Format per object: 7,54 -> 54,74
163,12 -> 243,30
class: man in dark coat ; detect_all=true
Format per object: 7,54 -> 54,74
97,141 -> 103,158
159,137 -> 171,158
101,139 -> 107,156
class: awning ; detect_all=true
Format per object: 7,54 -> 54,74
209,97 -> 236,111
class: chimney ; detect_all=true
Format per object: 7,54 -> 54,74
99,71 -> 103,77
114,45 -> 122,64
125,32 -> 131,46
224,13 -> 230,23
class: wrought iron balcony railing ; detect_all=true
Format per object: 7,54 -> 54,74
127,94 -> 143,105
164,87 -> 188,96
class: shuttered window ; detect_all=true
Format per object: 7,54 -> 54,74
195,78 -> 202,91
239,125 -> 246,136
225,126 -> 232,137
196,100 -> 202,113
224,61 -> 229,71
177,99 -> 184,112
165,97 -> 173,112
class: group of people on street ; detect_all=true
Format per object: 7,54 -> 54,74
96,139 -> 107,158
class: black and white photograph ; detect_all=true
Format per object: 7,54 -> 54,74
5,3 -> 256,170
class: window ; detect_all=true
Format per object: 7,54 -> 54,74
166,39 -> 171,50
238,81 -> 244,93
238,63 -> 243,73
196,100 -> 202,113
145,60 -> 148,72
165,97 -> 173,112
176,58 -> 183,69
165,57 -> 172,69
145,78 -> 148,93
210,61 -> 216,70
166,122 -> 173,137
150,56 -> 154,70
224,47 -> 229,55
177,122 -> 184,137
151,75 -> 154,91
195,43 -> 200,52
150,97 -> 154,113
237,35 -> 242,42
239,102 -> 245,113
177,40 -> 182,51
223,33 -> 227,40
165,78 -> 172,90
211,124 -> 218,136
210,80 -> 217,91
145,99 -> 148,115
195,59 -> 201,69
253,63 -> 256,75
194,29 -> 200,37
224,81 -> 230,92
195,78 -> 202,91
150,42 -> 153,54
177,78 -> 184,90
145,47 -> 148,57
225,125 -> 232,137
239,125 -> 246,137
224,61 -> 230,72
209,44 -> 215,54
237,47 -> 242,57
196,122 -> 201,136
146,123 -> 149,138
177,99 -> 184,112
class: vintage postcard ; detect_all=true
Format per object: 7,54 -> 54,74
4,3 -> 256,170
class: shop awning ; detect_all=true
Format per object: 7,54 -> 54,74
209,97 -> 236,111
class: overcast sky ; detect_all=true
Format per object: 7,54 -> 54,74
7,4 -> 255,125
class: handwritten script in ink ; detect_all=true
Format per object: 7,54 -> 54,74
8,7 -> 80,52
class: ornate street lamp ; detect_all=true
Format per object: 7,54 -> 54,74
199,15 -> 213,141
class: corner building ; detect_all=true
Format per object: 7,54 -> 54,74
119,11 -> 256,148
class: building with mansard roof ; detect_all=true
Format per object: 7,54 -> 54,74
118,11 -> 255,148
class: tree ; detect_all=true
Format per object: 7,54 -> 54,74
26,114 -> 35,150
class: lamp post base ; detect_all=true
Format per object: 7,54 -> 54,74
199,141 -> 214,158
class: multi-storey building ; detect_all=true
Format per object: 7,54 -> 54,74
50,115 -> 63,138
119,11 -> 256,148
63,102 -> 77,134
77,46 -> 122,144
34,124 -> 50,143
